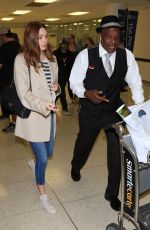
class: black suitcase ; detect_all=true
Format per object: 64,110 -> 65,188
138,203 -> 150,230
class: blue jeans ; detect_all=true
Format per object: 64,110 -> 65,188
30,113 -> 54,185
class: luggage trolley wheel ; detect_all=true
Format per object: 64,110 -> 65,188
106,223 -> 126,230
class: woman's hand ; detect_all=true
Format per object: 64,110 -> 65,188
51,82 -> 58,92
46,102 -> 58,111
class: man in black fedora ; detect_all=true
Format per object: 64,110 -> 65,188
69,15 -> 144,211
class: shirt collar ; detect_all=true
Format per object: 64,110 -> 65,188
99,43 -> 116,57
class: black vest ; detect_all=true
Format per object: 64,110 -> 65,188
79,46 -> 127,128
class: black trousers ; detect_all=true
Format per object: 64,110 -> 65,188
57,76 -> 73,111
71,119 -> 121,198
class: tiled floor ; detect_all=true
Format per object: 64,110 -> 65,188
0,83 -> 150,230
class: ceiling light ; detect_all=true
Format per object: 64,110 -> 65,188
68,12 -> 89,16
34,0 -> 57,3
1,17 -> 14,21
45,18 -> 60,21
13,10 -> 31,15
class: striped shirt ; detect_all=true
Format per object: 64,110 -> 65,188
41,61 -> 52,90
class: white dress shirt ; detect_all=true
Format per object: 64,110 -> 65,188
69,44 -> 144,104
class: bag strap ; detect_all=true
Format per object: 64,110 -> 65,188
27,66 -> 32,91
12,66 -> 32,92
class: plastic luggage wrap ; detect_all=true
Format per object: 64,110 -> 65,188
122,100 -> 150,163
117,100 -> 150,163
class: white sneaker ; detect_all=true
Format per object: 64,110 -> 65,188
27,159 -> 35,178
40,194 -> 56,214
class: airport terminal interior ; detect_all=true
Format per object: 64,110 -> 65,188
0,84 -> 150,230
0,0 -> 150,230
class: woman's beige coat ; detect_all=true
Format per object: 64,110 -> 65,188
14,53 -> 58,142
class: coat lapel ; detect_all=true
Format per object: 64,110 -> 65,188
39,67 -> 51,94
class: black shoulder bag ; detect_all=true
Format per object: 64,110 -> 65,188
1,67 -> 32,119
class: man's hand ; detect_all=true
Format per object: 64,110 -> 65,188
84,90 -> 109,104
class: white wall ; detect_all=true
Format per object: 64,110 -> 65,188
11,27 -> 24,45
134,8 -> 150,82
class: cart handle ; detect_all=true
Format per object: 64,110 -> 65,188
112,121 -> 125,137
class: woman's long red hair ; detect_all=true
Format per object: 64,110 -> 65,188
22,21 -> 55,71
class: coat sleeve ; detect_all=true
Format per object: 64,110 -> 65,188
50,57 -> 61,97
14,54 -> 50,117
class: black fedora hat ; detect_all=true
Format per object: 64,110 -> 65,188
96,15 -> 122,33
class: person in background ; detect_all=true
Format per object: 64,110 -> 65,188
14,21 -> 60,214
84,36 -> 95,49
69,15 -> 144,212
0,27 -> 20,130
68,34 -> 81,53
67,34 -> 81,104
54,38 -> 74,115
1,31 -> 22,133
12,32 -> 20,44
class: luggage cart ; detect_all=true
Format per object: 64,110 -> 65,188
106,122 -> 150,230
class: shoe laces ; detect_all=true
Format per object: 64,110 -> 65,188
40,194 -> 56,214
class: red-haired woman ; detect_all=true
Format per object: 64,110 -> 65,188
14,21 -> 60,214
